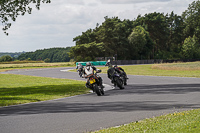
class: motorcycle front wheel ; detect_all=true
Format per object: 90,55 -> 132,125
100,87 -> 104,95
93,83 -> 101,96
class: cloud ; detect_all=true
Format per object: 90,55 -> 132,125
52,0 -> 85,5
100,0 -> 171,4
0,0 -> 195,52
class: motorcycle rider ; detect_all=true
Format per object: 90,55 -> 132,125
83,62 -> 104,90
76,63 -> 84,77
106,61 -> 116,85
114,65 -> 128,85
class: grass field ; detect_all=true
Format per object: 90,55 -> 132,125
0,74 -> 89,106
92,109 -> 200,133
97,61 -> 200,78
152,61 -> 200,70
0,62 -> 75,72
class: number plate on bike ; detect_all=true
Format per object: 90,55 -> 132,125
90,79 -> 96,84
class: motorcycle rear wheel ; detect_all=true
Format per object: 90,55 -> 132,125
116,78 -> 124,89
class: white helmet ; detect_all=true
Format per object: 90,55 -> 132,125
86,62 -> 91,70
86,62 -> 91,67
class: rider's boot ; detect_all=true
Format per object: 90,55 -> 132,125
114,82 -> 116,87
101,84 -> 105,89
85,83 -> 94,92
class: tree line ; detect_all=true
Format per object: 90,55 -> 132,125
69,1 -> 200,61
0,52 -> 25,58
17,47 -> 71,62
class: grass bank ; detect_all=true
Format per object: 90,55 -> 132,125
0,74 -> 89,107
0,62 -> 75,72
92,109 -> 200,133
95,61 -> 200,78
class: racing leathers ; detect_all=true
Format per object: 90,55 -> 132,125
76,63 -> 84,77
114,65 -> 128,85
83,66 -> 104,90
107,66 -> 115,84
114,66 -> 127,78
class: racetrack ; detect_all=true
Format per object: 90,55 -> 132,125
0,67 -> 200,133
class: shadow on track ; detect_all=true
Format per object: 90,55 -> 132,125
1,83 -> 199,116
110,83 -> 200,95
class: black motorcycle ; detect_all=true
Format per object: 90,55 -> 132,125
120,72 -> 128,86
113,71 -> 124,89
87,73 -> 104,96
77,67 -> 83,77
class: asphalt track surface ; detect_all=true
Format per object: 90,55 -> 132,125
0,67 -> 200,133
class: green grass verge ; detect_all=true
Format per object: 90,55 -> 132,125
92,109 -> 200,133
0,74 -> 89,107
121,64 -> 200,78
152,61 -> 200,70
0,62 -> 75,72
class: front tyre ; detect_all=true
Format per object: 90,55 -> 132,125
93,83 -> 101,96
100,87 -> 104,95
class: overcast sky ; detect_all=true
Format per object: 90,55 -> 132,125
0,0 -> 195,52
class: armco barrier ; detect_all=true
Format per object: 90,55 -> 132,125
111,60 -> 155,65
76,61 -> 107,66
76,59 -> 200,66
111,59 -> 200,65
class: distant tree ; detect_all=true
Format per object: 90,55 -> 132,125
44,58 -> 50,63
73,29 -> 96,45
72,17 -> 134,60
18,47 -> 71,62
0,0 -> 51,35
182,0 -> 200,42
182,35 -> 199,59
69,42 -> 105,62
128,26 -> 154,59
154,11 -> 185,59
70,1 -> 200,61
0,55 -> 12,62
166,12 -> 185,53
134,12 -> 168,58
95,16 -> 121,57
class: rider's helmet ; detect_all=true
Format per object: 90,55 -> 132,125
114,65 -> 118,69
86,62 -> 91,67
78,63 -> 81,67
86,62 -> 91,70
105,59 -> 112,68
